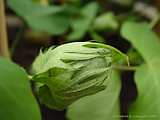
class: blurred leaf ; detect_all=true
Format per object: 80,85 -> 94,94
67,71 -> 121,120
66,0 -> 80,3
0,58 -> 41,120
67,2 -> 99,41
93,12 -> 119,31
32,0 -> 49,5
121,21 -> 160,119
121,21 -> 160,71
109,0 -> 133,6
8,0 -> 71,35
89,30 -> 106,43
129,64 -> 160,119
8,0 -> 62,17
25,12 -> 70,35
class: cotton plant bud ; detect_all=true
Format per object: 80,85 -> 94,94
31,42 -> 127,110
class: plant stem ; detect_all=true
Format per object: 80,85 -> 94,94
10,26 -> 24,56
150,16 -> 160,29
0,0 -> 10,58
112,65 -> 138,71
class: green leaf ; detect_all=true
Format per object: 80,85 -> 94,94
67,71 -> 121,120
121,22 -> 160,62
32,0 -> 49,5
8,0 -> 70,35
121,21 -> 160,119
25,12 -> 70,35
67,2 -> 99,41
109,0 -> 133,6
129,64 -> 160,119
89,30 -> 106,43
0,58 -> 41,120
8,0 -> 62,16
93,12 -> 119,31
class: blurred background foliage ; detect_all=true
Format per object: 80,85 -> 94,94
4,0 -> 160,120
7,0 -> 159,45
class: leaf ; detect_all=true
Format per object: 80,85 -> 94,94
129,64 -> 160,119
33,0 -> 49,5
89,30 -> 106,43
0,58 -> 41,120
25,12 -> 70,35
121,22 -> 160,62
121,21 -> 160,119
93,12 -> 119,31
67,2 -> 99,41
7,0 -> 62,16
8,0 -> 70,35
66,71 -> 121,120
109,0 -> 133,6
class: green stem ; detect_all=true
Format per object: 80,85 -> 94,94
150,16 -> 160,29
0,0 -> 10,58
10,26 -> 24,56
112,65 -> 138,71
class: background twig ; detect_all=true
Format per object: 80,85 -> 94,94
0,0 -> 10,58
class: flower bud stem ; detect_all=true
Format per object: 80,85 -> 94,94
112,65 -> 137,71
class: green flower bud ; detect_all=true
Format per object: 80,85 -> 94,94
31,42 -> 126,110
